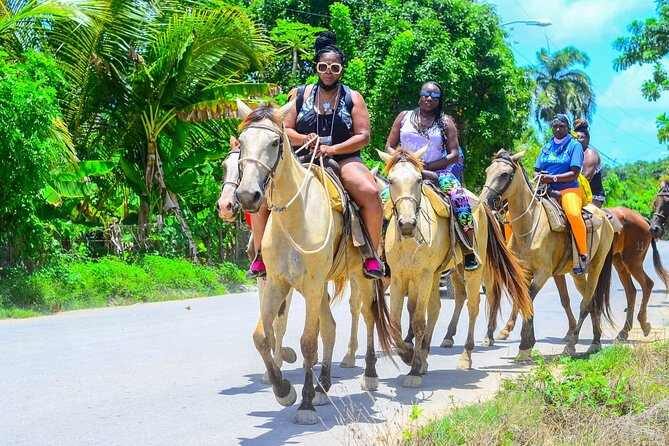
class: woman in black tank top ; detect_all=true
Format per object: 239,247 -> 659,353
575,120 -> 605,208
245,31 -> 384,280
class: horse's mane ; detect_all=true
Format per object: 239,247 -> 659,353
383,148 -> 424,175
238,104 -> 283,131
493,149 -> 514,163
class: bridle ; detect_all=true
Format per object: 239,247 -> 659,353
387,155 -> 428,242
482,156 -> 517,211
221,149 -> 241,191
652,187 -> 669,231
237,124 -> 285,192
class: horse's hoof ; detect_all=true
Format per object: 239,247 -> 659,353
403,375 -> 423,388
481,337 -> 494,347
586,343 -> 601,354
495,330 -> 510,340
340,354 -> 356,368
562,345 -> 576,357
440,338 -> 454,348
456,358 -> 472,370
313,391 -> 329,406
516,349 -> 532,361
281,347 -> 297,364
295,409 -> 319,425
641,323 -> 652,337
616,331 -> 629,342
276,384 -> 297,407
261,371 -> 271,385
361,376 -> 379,391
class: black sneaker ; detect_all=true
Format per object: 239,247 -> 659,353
464,253 -> 480,271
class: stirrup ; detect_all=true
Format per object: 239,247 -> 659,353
363,258 -> 384,279
246,257 -> 266,280
464,253 -> 480,271
573,254 -> 589,275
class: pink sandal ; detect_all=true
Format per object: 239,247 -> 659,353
246,257 -> 266,279
363,258 -> 383,279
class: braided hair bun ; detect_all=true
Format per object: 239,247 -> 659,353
314,30 -> 347,66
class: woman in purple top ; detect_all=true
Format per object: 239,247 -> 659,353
384,81 -> 478,270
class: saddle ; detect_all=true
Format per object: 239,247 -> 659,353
601,208 -> 624,233
540,192 -> 602,233
309,165 -> 383,278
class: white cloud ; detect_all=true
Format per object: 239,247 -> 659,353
600,64 -> 669,111
491,0 -> 650,44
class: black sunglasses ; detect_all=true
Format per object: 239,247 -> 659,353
420,90 -> 441,99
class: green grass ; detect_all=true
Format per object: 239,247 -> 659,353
405,342 -> 669,446
0,255 -> 250,318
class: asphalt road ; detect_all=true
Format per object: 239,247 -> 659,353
2,242 -> 668,446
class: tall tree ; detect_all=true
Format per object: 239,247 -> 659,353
269,19 -> 324,79
531,47 -> 595,127
614,0 -> 669,146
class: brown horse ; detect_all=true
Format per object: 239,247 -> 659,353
234,100 -> 395,424
650,181 -> 669,239
498,206 -> 669,341
480,150 -> 615,358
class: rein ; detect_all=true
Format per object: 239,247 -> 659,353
652,189 -> 669,228
238,122 -> 333,254
485,156 -> 543,237
387,157 -> 431,245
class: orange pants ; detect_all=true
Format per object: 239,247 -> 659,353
561,187 -> 587,255
503,187 -> 587,255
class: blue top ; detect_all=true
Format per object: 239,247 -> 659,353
534,135 -> 584,191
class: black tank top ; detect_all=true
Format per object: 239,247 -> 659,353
590,163 -> 605,200
295,84 -> 358,161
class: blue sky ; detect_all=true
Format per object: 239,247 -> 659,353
485,0 -> 669,166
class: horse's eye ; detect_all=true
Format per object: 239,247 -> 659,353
272,139 -> 279,147
388,180 -> 394,185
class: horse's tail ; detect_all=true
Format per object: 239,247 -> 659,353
651,238 -> 669,292
332,276 -> 347,305
372,278 -> 399,359
592,241 -> 614,324
483,205 -> 533,321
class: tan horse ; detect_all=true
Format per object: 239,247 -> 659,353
378,149 -> 532,385
235,100 -> 395,425
498,206 -> 669,342
480,150 -> 615,358
216,148 -> 297,383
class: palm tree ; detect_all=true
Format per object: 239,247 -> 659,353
531,46 -> 595,127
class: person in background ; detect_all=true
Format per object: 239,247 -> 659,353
384,81 -> 479,270
534,113 -> 588,274
574,119 -> 605,208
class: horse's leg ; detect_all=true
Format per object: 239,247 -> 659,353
420,271 -> 443,375
482,270 -> 497,347
253,279 -> 296,407
295,284 -> 326,425
314,288 -> 336,406
341,282 -> 361,368
565,275 -> 590,355
517,278 -> 545,361
357,275 -> 381,391
553,275 -> 577,341
614,257 -> 636,341
403,279 -> 430,388
628,256 -> 654,337
441,269 -> 466,348
587,303 -> 603,354
457,269 -> 484,369
390,277 -> 412,365
262,289 -> 296,384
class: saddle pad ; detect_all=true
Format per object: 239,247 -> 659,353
541,197 -> 602,233
424,184 -> 451,219
309,166 -> 344,213
601,208 -> 623,233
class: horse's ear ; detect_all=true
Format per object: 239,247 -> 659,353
236,98 -> 252,119
278,99 -> 296,120
377,150 -> 392,164
511,150 -> 526,162
370,164 -> 379,175
415,146 -> 428,160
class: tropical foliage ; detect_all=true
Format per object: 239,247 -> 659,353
530,47 -> 595,127
614,0 -> 669,146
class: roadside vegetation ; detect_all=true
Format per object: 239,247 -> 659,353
404,342 -> 669,446
0,256 -> 248,319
